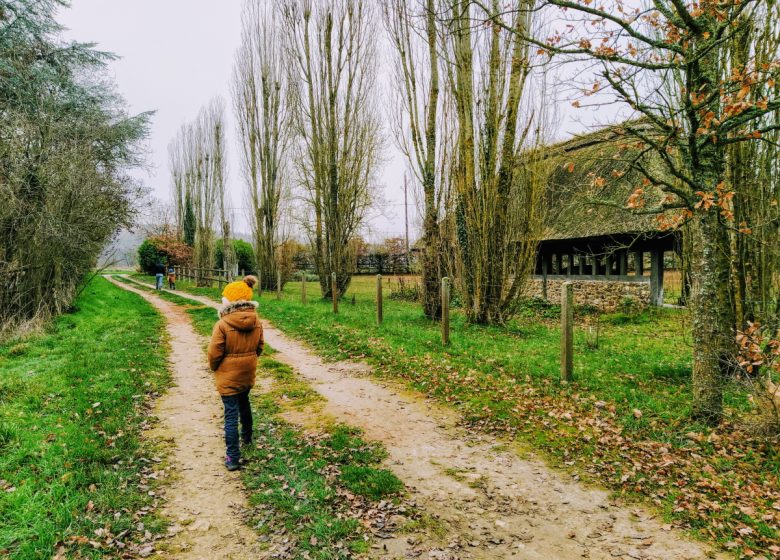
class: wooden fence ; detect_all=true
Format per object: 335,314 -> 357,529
165,269 -> 575,378
294,253 -> 415,276
173,266 -> 233,288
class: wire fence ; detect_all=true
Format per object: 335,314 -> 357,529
173,266 -> 234,288
293,254 -> 415,276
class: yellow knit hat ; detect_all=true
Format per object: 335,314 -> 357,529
222,275 -> 257,302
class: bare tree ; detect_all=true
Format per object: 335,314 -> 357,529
233,0 -> 289,289
382,0 -> 445,319
725,15 -> 780,332
212,98 -> 233,274
170,125 -> 197,246
280,0 -> 381,299
441,0 -> 551,325
168,98 -> 229,285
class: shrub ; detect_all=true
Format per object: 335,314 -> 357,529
518,297 -> 560,319
389,277 -> 421,302
602,311 -> 651,325
736,323 -> 780,435
277,239 -> 310,281
620,296 -> 640,316
216,239 -> 255,273
137,233 -> 193,274
137,239 -> 163,274
575,303 -> 599,317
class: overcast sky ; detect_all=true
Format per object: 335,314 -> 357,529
58,1 -> 599,244
59,0 -> 412,242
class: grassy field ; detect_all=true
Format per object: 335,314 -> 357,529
132,272 -> 780,556
0,277 -> 170,559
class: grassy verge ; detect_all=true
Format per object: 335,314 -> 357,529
118,275 -> 410,558
243,356 -> 406,559
132,272 -> 780,556
0,277 -> 170,559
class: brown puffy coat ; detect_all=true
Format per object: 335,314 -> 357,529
207,301 -> 264,396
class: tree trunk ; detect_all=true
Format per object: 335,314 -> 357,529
421,0 -> 441,319
690,209 -> 735,424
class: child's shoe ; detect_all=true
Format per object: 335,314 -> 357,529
241,437 -> 252,448
225,456 -> 241,471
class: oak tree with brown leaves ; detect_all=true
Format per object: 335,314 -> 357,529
480,0 -> 780,423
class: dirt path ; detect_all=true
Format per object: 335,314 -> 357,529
118,277 -> 723,560
105,277 -> 262,559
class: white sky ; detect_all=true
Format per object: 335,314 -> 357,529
59,0 -> 411,243
58,1 -> 602,244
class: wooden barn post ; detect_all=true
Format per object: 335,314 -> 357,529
331,271 -> 338,314
650,250 -> 665,306
441,277 -> 450,346
561,281 -> 574,382
376,274 -> 383,325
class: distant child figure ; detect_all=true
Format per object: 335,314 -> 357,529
167,266 -> 176,290
154,262 -> 165,290
207,275 -> 263,471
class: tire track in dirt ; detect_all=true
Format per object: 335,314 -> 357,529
119,276 -> 724,560
106,277 -> 262,559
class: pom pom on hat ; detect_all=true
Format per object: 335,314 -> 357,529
222,275 -> 256,302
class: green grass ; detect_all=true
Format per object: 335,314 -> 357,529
128,272 -> 758,438
339,465 -> 404,500
132,272 -> 780,555
0,277 -> 170,559
242,359 -> 404,559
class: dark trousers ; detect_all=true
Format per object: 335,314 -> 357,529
221,390 -> 252,460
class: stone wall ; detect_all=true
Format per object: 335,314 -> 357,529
526,276 -> 651,312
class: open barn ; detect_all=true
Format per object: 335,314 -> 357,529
529,130 -> 687,311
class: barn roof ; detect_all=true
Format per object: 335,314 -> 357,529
540,124 -> 672,242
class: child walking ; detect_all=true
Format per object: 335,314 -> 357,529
207,275 -> 263,471
167,266 -> 176,290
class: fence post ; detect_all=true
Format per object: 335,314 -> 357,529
301,272 -> 307,304
331,271 -> 338,314
441,277 -> 450,346
561,281 -> 574,382
277,271 -> 282,300
376,274 -> 383,325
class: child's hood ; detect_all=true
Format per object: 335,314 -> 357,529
219,301 -> 259,331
